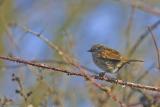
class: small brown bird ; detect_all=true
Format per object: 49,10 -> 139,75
88,44 -> 143,74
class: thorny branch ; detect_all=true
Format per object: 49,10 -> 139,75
0,56 -> 160,92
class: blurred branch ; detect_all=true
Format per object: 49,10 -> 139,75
12,73 -> 32,101
148,27 -> 160,69
128,20 -> 160,57
0,97 -> 13,107
126,64 -> 153,103
0,1 -> 18,50
4,21 -> 19,50
21,26 -> 68,61
120,0 -> 160,16
0,56 -> 160,92
125,5 -> 135,50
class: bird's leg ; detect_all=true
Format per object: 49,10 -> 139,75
98,72 -> 114,80
116,62 -> 129,72
98,72 -> 106,77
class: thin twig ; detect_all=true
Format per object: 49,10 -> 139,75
148,27 -> 160,69
0,20 -> 19,50
20,25 -> 72,63
0,56 -> 160,92
0,97 -> 13,107
12,73 -> 27,101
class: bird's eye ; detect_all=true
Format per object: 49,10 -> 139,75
94,47 -> 101,51
97,46 -> 102,50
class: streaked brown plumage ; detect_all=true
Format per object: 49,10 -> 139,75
88,44 -> 143,73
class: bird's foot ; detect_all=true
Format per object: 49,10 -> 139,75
98,72 -> 106,77
98,72 -> 117,80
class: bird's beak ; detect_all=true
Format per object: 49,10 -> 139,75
88,49 -> 92,52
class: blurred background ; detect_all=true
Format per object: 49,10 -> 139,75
0,0 -> 160,107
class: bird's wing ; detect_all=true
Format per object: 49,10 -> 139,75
99,48 -> 121,61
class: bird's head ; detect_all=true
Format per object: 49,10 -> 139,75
88,44 -> 106,53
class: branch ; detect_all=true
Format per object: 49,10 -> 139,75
20,25 -> 73,63
94,76 -> 160,92
148,27 -> 160,69
0,56 -> 160,92
120,0 -> 160,16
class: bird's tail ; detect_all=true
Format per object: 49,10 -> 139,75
127,59 -> 144,63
